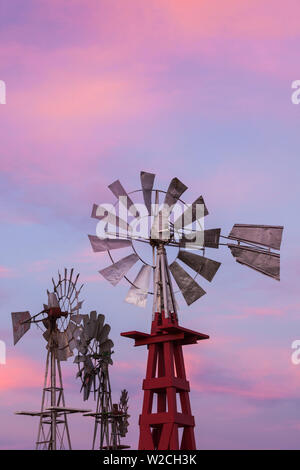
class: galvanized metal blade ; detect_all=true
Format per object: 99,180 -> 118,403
56,331 -> 73,361
228,244 -> 280,280
91,203 -> 131,234
179,228 -> 221,249
11,311 -> 31,345
150,207 -> 170,241
100,338 -> 114,353
178,250 -> 221,282
173,195 -> 209,231
88,235 -> 132,252
125,265 -> 152,308
71,301 -> 83,313
95,314 -> 105,341
164,177 -> 188,208
140,171 -> 155,215
228,224 -> 283,250
98,323 -> 111,344
108,180 -> 139,218
169,261 -> 206,305
99,253 -> 139,286
47,292 -> 59,308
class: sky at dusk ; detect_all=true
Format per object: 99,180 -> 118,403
1,0 -> 300,450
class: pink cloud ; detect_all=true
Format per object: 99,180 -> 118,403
0,266 -> 16,278
184,343 -> 300,402
0,356 -> 43,391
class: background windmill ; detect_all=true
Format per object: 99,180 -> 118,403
74,311 -> 130,449
12,269 -> 90,450
88,171 -> 283,450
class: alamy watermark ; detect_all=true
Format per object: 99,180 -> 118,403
0,80 -> 6,104
291,340 -> 300,365
93,198 -> 205,248
291,80 -> 300,105
0,340 -> 6,364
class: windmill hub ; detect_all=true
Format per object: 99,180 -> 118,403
47,306 -> 68,320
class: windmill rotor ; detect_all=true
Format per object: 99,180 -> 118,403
11,269 -> 84,358
75,311 -> 114,401
89,171 -> 283,310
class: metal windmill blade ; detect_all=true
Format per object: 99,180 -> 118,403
169,261 -> 206,306
177,250 -> 221,282
140,171 -> 155,215
125,265 -> 152,308
99,253 -> 139,286
91,203 -> 131,234
173,195 -> 209,231
88,235 -> 132,253
179,228 -> 221,249
164,177 -> 188,209
108,179 -> 140,218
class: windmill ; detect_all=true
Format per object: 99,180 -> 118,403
74,311 -> 130,449
88,172 -> 283,450
12,269 -> 90,450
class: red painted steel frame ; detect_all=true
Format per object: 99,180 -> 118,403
121,311 -> 209,450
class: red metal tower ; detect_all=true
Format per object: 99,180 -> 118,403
122,244 -> 209,450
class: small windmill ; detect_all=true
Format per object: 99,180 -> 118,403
12,269 -> 90,450
88,171 -> 283,450
74,311 -> 130,449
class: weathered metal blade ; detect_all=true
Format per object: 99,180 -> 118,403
91,204 -> 130,234
178,250 -> 221,282
108,180 -> 139,217
169,261 -> 206,305
228,244 -> 280,280
100,339 -> 114,353
88,235 -> 131,252
228,224 -> 283,250
99,253 -> 139,286
164,177 -> 188,209
98,323 -> 111,344
203,229 -> 221,248
66,268 -> 74,298
47,292 -> 59,308
95,314 -> 105,341
56,331 -> 73,361
90,311 -> 97,322
11,311 -> 31,345
173,195 -> 209,231
140,171 -> 155,215
87,317 -> 97,340
179,228 -> 221,248
125,265 -> 152,308
71,301 -> 83,312
150,206 -> 170,241
70,313 -> 84,325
